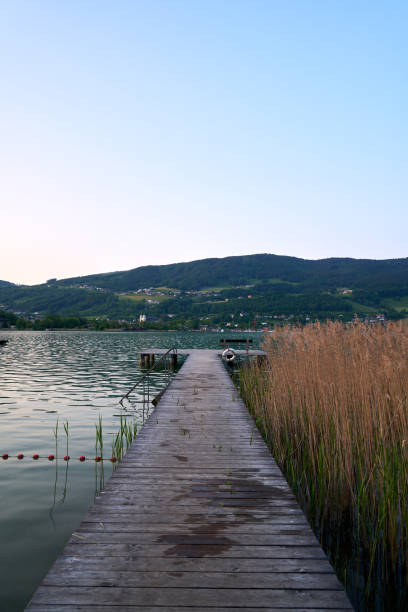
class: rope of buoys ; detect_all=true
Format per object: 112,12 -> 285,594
1,453 -> 117,462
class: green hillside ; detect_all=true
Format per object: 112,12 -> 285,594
0,254 -> 407,324
54,254 -> 408,292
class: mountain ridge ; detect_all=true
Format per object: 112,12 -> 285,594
52,253 -> 408,291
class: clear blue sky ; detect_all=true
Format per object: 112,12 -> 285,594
1,0 -> 407,284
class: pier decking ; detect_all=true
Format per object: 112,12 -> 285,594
26,350 -> 352,611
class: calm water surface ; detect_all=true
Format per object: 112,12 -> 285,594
0,330 -> 261,611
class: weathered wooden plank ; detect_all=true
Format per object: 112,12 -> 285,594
26,350 -> 352,611
28,586 -> 353,607
42,570 -> 344,589
27,606 -> 352,611
109,471 -> 286,477
51,556 -> 337,573
84,509 -> 305,520
94,493 -> 298,502
61,543 -> 327,558
68,532 -> 318,546
76,521 -> 310,533
84,507 -> 305,519
91,499 -> 301,509
103,481 -> 291,489
102,481 -> 293,490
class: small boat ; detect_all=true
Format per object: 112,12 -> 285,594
0,339 -> 9,346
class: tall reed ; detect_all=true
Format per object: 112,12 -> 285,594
63,420 -> 69,458
240,321 -> 408,609
112,415 -> 138,464
95,415 -> 103,459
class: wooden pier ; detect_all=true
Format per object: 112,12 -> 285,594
26,350 -> 352,611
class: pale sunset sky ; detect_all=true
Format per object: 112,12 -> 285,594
1,0 -> 407,285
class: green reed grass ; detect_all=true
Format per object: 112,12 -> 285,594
111,415 -> 138,464
240,321 -> 408,608
95,415 -> 103,459
53,419 -> 59,458
48,414 -> 137,465
63,420 -> 69,458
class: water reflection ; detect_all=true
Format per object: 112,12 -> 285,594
48,457 -> 59,530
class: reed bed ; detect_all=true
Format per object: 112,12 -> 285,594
240,321 -> 408,609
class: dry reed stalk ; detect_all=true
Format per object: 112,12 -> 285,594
240,320 -> 408,594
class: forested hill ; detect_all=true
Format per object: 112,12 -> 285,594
0,254 -> 407,323
0,280 -> 14,287
54,254 -> 408,291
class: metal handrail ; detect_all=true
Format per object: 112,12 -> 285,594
119,347 -> 177,405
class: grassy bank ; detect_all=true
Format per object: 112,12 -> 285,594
240,321 -> 408,610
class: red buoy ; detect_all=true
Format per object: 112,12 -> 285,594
48,454 -> 54,461
79,455 -> 85,462
2,453 -> 8,460
110,456 -> 117,463
17,454 -> 24,460
95,456 -> 101,462
63,455 -> 70,461
33,454 -> 39,460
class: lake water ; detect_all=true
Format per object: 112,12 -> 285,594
0,330 -> 261,611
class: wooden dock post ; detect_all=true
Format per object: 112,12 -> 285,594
170,352 -> 178,369
139,353 -> 149,366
